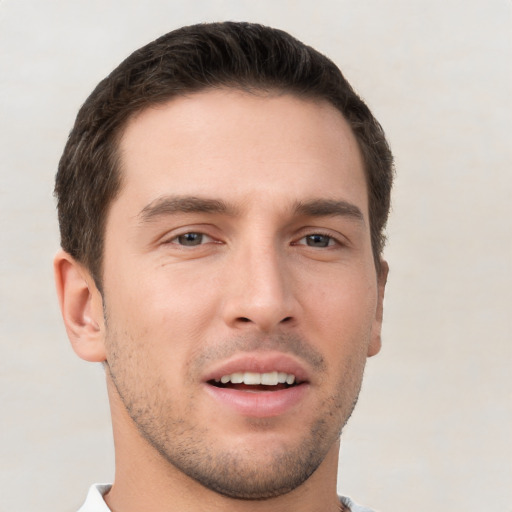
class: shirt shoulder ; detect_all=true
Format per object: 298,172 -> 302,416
340,495 -> 378,512
76,486 -> 376,512
77,484 -> 112,512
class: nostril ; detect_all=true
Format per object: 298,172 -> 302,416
281,317 -> 293,323
238,317 -> 251,323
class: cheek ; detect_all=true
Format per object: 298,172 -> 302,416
303,262 -> 377,313
103,265 -> 221,373
301,270 -> 378,351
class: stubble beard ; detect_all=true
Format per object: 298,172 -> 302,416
105,327 -> 366,500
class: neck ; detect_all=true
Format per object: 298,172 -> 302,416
104,379 -> 344,512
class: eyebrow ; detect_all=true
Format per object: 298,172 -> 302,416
138,195 -> 364,225
138,195 -> 236,223
293,199 -> 365,224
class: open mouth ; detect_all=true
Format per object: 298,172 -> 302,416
204,365 -> 309,416
208,371 -> 300,392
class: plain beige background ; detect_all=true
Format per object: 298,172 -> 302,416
0,1 -> 510,511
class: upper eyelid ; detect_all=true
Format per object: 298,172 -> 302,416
157,223 -> 219,239
165,231 -> 216,244
294,234 -> 340,247
155,225 -> 349,245
293,228 -> 349,245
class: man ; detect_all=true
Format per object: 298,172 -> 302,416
54,22 -> 393,512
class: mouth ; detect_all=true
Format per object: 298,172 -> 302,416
202,354 -> 310,417
208,371 -> 300,392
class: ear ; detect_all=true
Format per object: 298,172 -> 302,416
367,260 -> 389,357
54,250 -> 106,362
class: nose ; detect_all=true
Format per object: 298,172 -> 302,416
221,241 -> 297,332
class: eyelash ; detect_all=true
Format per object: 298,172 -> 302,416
294,232 -> 341,248
166,230 -> 342,249
167,232 -> 216,247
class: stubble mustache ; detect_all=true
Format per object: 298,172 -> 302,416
187,332 -> 327,378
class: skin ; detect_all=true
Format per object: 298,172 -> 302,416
55,89 -> 387,512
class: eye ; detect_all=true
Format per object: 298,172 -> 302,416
170,232 -> 213,246
299,234 -> 336,248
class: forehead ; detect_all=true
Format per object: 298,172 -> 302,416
115,89 -> 367,215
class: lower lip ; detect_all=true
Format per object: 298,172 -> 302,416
204,383 -> 309,418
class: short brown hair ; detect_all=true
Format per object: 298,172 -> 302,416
55,22 -> 393,289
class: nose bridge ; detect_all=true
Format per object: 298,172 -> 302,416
223,232 -> 294,331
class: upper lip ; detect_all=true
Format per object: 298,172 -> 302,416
202,351 -> 310,384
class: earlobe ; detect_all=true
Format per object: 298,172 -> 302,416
54,250 -> 106,362
367,260 -> 389,357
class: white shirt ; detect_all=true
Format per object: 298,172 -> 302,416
78,483 -> 377,512
77,484 -> 112,512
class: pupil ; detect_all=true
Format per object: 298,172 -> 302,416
307,234 -> 329,247
178,233 -> 202,246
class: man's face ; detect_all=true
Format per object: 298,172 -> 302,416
100,89 -> 385,499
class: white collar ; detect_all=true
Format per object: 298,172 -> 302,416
77,484 -> 112,512
76,483 -> 376,512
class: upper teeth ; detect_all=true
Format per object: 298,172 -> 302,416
217,371 -> 295,386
